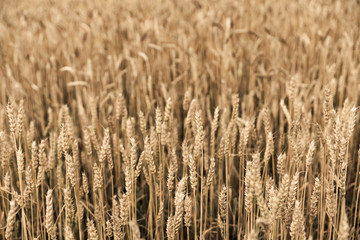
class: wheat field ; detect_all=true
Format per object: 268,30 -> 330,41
0,0 -> 360,239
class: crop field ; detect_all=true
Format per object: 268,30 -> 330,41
0,0 -> 360,239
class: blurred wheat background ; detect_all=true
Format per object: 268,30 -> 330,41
0,0 -> 360,239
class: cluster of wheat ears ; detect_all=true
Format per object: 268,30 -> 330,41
0,0 -> 360,239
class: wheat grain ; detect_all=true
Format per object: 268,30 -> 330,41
46,189 -> 56,240
5,200 -> 17,240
